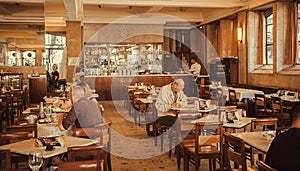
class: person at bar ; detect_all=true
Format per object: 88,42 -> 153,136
265,104 -> 300,171
155,79 -> 187,127
189,57 -> 201,77
151,58 -> 162,73
47,63 -> 60,92
57,83 -> 102,131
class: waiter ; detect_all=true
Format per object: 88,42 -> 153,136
189,57 -> 201,76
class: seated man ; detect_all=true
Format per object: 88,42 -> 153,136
155,79 -> 187,128
265,104 -> 300,171
57,84 -> 102,131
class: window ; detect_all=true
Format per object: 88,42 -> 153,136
45,33 -> 66,71
265,13 -> 273,65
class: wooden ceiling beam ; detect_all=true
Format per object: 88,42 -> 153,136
83,0 -> 243,8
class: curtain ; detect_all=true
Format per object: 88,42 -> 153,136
258,12 -> 265,65
290,2 -> 298,64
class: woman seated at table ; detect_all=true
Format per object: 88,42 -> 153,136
57,83 -> 102,131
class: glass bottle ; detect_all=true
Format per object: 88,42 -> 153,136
39,102 -> 45,119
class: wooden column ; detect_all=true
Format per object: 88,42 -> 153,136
66,21 -> 82,82
35,48 -> 43,66
219,20 -> 234,57
237,11 -> 247,84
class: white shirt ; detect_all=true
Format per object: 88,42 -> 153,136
155,83 -> 187,117
190,62 -> 201,76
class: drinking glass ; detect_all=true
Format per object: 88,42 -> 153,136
28,152 -> 43,171
45,106 -> 52,124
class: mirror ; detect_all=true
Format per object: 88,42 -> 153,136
0,2 -> 45,67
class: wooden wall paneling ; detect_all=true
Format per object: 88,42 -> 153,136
85,75 -> 195,100
29,77 -> 46,103
219,20 -> 234,57
66,21 -> 82,82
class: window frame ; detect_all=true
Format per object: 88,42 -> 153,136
265,13 -> 273,65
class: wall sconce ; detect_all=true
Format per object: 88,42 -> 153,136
237,27 -> 243,42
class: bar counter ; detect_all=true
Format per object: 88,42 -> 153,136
85,74 -> 198,100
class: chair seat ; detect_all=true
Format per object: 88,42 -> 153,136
186,145 -> 219,155
231,166 -> 257,171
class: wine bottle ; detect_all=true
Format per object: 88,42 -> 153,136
39,102 -> 45,119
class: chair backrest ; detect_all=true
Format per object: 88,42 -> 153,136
199,85 -> 211,99
58,160 -> 103,171
255,94 -> 266,109
256,160 -> 277,171
228,89 -> 237,104
0,131 -> 30,145
217,106 -> 237,121
72,122 -> 112,148
6,124 -> 37,138
194,121 -> 223,156
271,96 -> 282,113
67,145 -> 105,162
217,88 -> 226,106
251,118 -> 278,131
0,149 -> 11,171
224,132 -> 247,171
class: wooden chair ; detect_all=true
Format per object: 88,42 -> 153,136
179,121 -> 223,171
58,160 -> 104,171
6,124 -> 37,138
271,96 -> 291,128
256,160 -> 277,171
250,118 -> 278,132
227,89 -> 248,115
132,90 -> 150,125
254,94 -> 271,118
247,118 -> 278,165
152,98 -> 174,155
0,149 -> 11,171
224,132 -> 256,171
0,94 -> 14,126
0,131 -> 30,145
0,131 -> 31,169
199,85 -> 211,99
67,145 -> 107,171
10,90 -> 24,116
72,122 -> 112,171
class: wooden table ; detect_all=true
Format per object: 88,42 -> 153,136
0,136 -> 97,159
214,86 -> 264,102
265,94 -> 300,103
231,131 -> 275,153
171,104 -> 217,114
191,115 -> 254,132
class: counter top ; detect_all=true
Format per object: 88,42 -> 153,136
28,74 -> 46,79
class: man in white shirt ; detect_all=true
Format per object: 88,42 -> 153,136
155,79 -> 187,127
189,58 -> 201,76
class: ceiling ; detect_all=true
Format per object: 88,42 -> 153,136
0,0 -> 275,49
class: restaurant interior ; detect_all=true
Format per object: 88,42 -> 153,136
0,0 -> 299,170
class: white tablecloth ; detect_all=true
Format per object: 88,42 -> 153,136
37,123 -> 71,138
